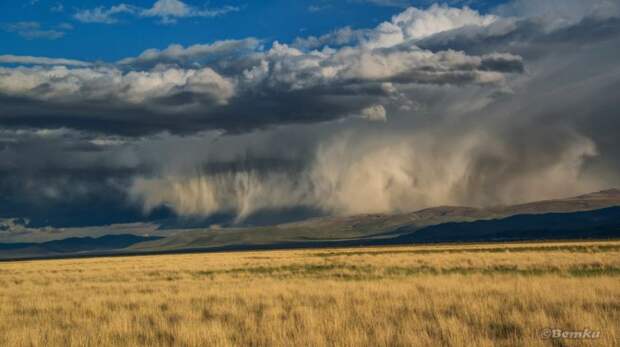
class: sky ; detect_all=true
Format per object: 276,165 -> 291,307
1,0 -> 619,238
1,0 -> 505,62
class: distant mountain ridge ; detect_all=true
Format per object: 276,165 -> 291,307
0,234 -> 162,259
131,189 -> 620,251
394,206 -> 620,243
1,189 -> 620,260
270,188 -> 620,238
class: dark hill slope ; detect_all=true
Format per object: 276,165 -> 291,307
392,206 -> 620,244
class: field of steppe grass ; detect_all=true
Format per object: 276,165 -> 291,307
0,240 -> 619,347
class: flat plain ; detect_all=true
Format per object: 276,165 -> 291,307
1,240 -> 619,347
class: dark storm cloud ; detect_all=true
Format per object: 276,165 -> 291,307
0,128 -> 160,227
417,16 -> 620,59
0,0 -> 619,230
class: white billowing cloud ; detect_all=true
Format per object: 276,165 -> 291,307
295,4 -> 498,50
0,55 -> 91,67
396,5 -> 498,40
0,4 -> 523,137
75,0 -> 239,24
0,66 -> 234,110
142,0 -> 191,18
237,41 -> 517,93
347,48 -> 512,83
366,5 -> 497,48
361,104 -> 387,122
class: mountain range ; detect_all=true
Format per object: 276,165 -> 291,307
2,189 -> 620,260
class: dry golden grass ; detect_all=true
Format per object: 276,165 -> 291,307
1,240 -> 619,347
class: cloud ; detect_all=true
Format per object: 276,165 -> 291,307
0,126 -> 156,228
141,0 -> 193,18
294,4 -> 497,50
293,26 -> 369,50
74,4 -> 137,24
125,0 -> 620,220
74,0 -> 240,25
0,65 -> 234,116
360,104 -> 387,122
0,43 -> 519,135
0,4 -> 523,137
385,4 -> 497,41
0,218 -> 34,234
3,22 -> 66,40
0,55 -> 91,67
141,0 -> 240,24
129,127 -> 601,219
494,0 -> 620,27
308,4 -> 333,12
1,0 -> 619,227
50,3 -> 64,13
117,38 -> 261,69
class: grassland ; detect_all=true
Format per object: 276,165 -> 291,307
1,241 -> 619,347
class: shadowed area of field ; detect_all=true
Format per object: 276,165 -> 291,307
0,240 -> 618,346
